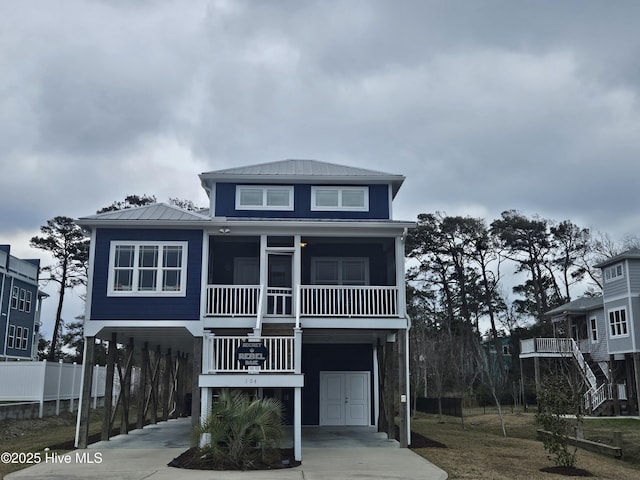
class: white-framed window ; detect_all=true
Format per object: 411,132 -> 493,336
25,291 -> 32,313
108,241 -> 188,296
604,263 -> 624,283
311,257 -> 370,285
20,327 -> 29,350
7,325 -> 15,349
235,185 -> 294,211
18,289 -> 26,311
10,286 -> 18,309
608,307 -> 628,338
311,186 -> 369,211
590,317 -> 598,343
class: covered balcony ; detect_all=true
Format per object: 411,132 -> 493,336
204,235 -> 402,320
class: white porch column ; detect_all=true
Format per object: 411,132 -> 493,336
294,328 -> 303,374
294,386 -> 302,461
199,387 -> 212,448
373,344 -> 379,428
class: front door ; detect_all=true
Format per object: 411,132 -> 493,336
319,371 -> 370,426
267,253 -> 293,315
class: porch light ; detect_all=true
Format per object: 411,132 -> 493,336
300,242 -> 308,248
218,228 -> 231,235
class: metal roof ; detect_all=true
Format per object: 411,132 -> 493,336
78,203 -> 211,223
199,159 -> 406,197
546,296 -> 603,317
594,248 -> 640,268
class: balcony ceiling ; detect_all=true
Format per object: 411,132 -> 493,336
93,326 -> 196,355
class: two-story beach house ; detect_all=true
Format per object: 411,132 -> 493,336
520,248 -> 640,416
75,160 -> 414,459
0,245 -> 46,360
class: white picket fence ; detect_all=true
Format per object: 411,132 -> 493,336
0,360 -> 111,418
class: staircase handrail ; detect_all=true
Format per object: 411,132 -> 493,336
569,339 -> 598,390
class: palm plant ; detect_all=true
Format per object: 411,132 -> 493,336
196,389 -> 284,470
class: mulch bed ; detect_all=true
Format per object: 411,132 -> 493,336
540,466 -> 593,477
394,425 -> 448,449
168,447 -> 301,470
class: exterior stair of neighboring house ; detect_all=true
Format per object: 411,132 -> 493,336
566,339 -> 608,411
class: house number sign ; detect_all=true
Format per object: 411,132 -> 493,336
236,340 -> 268,367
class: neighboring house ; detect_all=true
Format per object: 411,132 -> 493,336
75,159 -> 414,459
0,245 -> 47,360
520,248 -> 640,415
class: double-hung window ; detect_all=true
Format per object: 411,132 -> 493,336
19,327 -> 29,350
590,317 -> 598,343
236,185 -> 294,210
311,186 -> 369,211
7,325 -> 15,349
18,289 -> 26,311
108,242 -> 188,296
10,286 -> 18,309
608,307 -> 628,337
25,291 -> 32,313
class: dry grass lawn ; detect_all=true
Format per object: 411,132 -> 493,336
411,412 -> 640,480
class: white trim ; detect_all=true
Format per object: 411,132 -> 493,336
387,184 -> 393,219
235,185 -> 294,211
84,229 -> 96,327
198,373 -> 304,388
310,186 -> 369,212
107,241 -> 188,297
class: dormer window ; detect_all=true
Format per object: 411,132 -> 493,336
604,263 -> 624,283
311,186 -> 369,211
236,185 -> 294,211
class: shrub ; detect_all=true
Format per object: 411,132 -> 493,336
536,375 -> 581,468
196,389 -> 284,470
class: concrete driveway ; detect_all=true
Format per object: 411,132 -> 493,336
5,418 -> 448,480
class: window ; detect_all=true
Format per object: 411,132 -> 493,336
311,258 -> 369,285
604,263 -> 624,283
18,289 -> 26,311
590,317 -> 598,343
10,286 -> 18,309
19,327 -> 29,350
7,325 -> 15,349
236,186 -> 294,210
108,242 -> 188,296
608,308 -> 628,337
25,291 -> 32,313
311,186 -> 369,211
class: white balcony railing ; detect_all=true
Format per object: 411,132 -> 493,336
298,285 -> 399,317
206,285 -> 261,316
203,334 -> 296,374
205,285 -> 400,319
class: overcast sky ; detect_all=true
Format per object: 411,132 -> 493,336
2,0 -> 640,340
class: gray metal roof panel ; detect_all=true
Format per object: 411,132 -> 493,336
204,159 -> 399,178
546,296 -> 603,316
594,248 -> 640,268
78,203 -> 211,223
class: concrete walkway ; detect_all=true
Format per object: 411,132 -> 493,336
5,418 -> 448,480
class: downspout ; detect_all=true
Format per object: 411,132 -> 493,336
401,227 -> 411,445
405,313 -> 412,445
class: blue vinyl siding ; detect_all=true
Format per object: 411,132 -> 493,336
1,276 -> 37,358
628,260 -> 640,295
301,343 -> 374,425
90,229 -> 203,321
215,183 -> 390,219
